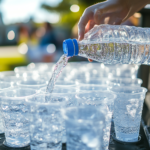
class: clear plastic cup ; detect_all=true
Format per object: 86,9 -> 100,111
40,85 -> 77,94
39,85 -> 77,143
76,84 -> 110,92
108,78 -> 142,87
17,78 -> 47,90
0,82 -> 12,134
53,86 -> 77,143
76,91 -> 116,150
62,106 -> 105,150
26,93 -> 67,150
105,77 -> 142,137
111,86 -> 147,142
0,88 -> 37,148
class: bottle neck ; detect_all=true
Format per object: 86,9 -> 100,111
72,39 -> 79,56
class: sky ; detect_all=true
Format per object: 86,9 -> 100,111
1,0 -> 62,25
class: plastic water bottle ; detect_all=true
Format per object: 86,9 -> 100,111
63,24 -> 150,64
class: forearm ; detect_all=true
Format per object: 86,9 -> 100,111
123,0 -> 150,21
78,0 -> 150,40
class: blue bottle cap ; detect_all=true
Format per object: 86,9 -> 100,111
63,39 -> 79,57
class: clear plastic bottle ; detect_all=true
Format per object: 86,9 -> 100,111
63,24 -> 150,64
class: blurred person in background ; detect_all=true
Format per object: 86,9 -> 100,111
18,25 -> 29,44
28,27 -> 39,47
78,0 -> 150,62
27,22 -> 58,62
39,22 -> 57,47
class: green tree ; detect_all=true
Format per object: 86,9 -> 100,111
41,0 -> 104,28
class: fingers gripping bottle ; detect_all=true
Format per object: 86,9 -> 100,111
63,24 -> 150,64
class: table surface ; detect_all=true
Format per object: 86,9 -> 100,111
0,126 -> 149,150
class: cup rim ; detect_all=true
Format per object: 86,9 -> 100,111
25,93 -> 67,106
76,77 -> 142,83
17,79 -> 47,87
0,87 -> 37,100
109,86 -> 147,95
0,76 -> 22,82
76,77 -> 108,82
39,85 -> 77,94
108,78 -> 143,84
76,84 -> 111,92
76,90 -> 117,100
76,84 -> 110,88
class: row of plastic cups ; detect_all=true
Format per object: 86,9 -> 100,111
60,63 -> 139,74
1,83 -> 105,147
39,84 -> 147,148
0,80 -> 73,134
0,70 -> 52,83
0,86 -> 116,149
0,64 -> 138,83
0,83 -> 147,149
14,63 -> 54,81
0,73 -> 143,90
40,85 -> 114,150
47,77 -> 143,88
75,77 -> 142,87
0,73 -> 142,92
13,63 -> 139,80
25,62 -> 139,73
15,63 -> 55,73
0,71 -> 143,141
0,62 -> 139,79
0,76 -> 143,93
0,77 -> 75,93
56,63 -> 139,81
58,67 -> 138,81
0,77 -> 47,89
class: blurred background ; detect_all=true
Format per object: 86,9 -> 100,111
0,0 -> 150,71
1,0 -> 150,139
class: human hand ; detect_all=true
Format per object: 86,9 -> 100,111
78,0 -> 150,62
78,0 -> 149,40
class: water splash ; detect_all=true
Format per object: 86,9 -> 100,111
46,55 -> 69,94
